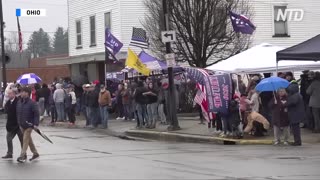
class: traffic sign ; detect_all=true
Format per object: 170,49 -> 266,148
161,31 -> 176,43
165,53 -> 176,67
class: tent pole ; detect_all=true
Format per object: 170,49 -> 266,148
276,61 -> 279,75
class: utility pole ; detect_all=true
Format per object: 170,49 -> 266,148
162,0 -> 180,130
0,0 -> 7,89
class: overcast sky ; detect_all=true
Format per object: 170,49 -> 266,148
3,0 -> 68,42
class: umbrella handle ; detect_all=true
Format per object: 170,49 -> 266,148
273,91 -> 277,104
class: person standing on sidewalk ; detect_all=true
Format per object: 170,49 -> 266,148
122,83 -> 131,121
36,84 -> 50,121
286,82 -> 305,146
115,84 -> 125,120
134,81 -> 148,128
49,84 -> 57,124
53,83 -> 65,122
157,81 -> 166,125
144,82 -> 158,129
2,89 -> 23,159
87,84 -> 99,128
307,72 -> 320,133
98,84 -> 112,128
68,85 -> 77,126
269,88 -> 290,145
82,84 -> 90,127
16,87 -> 40,163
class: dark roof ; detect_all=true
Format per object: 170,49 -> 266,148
277,34 -> 320,61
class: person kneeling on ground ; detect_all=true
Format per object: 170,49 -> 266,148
243,111 -> 270,135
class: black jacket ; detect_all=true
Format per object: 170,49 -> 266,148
36,87 -> 51,103
16,97 -> 40,129
87,90 -> 99,108
286,83 -> 306,125
5,97 -> 19,132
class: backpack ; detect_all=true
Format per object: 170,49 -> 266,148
63,90 -> 72,109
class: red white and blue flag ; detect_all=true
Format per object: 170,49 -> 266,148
17,16 -> 23,53
229,11 -> 256,34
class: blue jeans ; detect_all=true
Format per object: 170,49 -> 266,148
124,104 -> 131,120
90,107 -> 99,127
55,102 -> 65,121
85,106 -> 91,126
136,104 -> 147,127
147,103 -> 158,127
76,98 -> 81,114
100,106 -> 109,128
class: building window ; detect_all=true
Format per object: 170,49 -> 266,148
273,6 -> 289,37
90,16 -> 96,46
104,12 -> 111,30
76,20 -> 82,47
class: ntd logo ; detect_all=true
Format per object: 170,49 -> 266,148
276,9 -> 304,21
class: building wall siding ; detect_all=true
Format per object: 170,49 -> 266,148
251,0 -> 320,47
68,0 -> 121,57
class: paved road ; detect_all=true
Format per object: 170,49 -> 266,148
0,119 -> 320,179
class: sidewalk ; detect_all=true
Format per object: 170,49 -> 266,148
41,115 -> 320,145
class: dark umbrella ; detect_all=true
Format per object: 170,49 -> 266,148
34,128 -> 53,144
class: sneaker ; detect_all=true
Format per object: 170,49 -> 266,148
131,119 -> 136,121
273,141 -> 280,146
116,117 -> 121,120
17,155 -> 27,163
2,154 -> 13,159
283,141 -> 289,146
29,154 -> 39,161
291,142 -> 302,146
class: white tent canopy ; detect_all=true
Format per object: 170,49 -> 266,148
206,43 -> 320,73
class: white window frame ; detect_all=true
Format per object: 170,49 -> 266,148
75,19 -> 82,47
89,15 -> 96,46
104,12 -> 112,30
272,4 -> 290,37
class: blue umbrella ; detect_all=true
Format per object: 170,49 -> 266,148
256,77 -> 290,92
17,73 -> 42,85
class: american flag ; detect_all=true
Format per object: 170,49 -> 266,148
229,11 -> 256,34
17,16 -> 22,53
184,67 -> 212,85
129,27 -> 149,49
194,89 -> 205,105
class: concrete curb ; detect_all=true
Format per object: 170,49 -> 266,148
125,130 -> 274,145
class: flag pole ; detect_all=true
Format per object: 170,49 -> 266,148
104,46 -> 108,87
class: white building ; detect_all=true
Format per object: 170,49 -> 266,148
48,0 -> 147,82
48,0 -> 320,81
251,0 -> 320,47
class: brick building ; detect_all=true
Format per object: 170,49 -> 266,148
1,54 -> 70,84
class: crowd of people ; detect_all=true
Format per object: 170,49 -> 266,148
210,70 -> 320,146
1,69 -> 319,163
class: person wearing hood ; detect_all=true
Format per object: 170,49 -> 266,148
307,71 -> 320,133
285,83 -> 305,146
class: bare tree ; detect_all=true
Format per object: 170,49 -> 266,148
5,32 -> 20,53
143,0 -> 253,68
